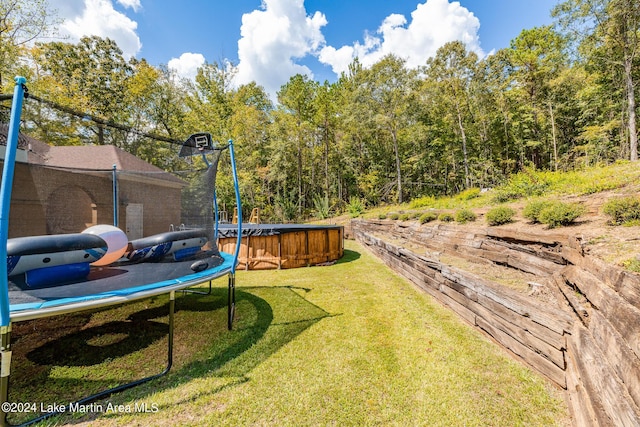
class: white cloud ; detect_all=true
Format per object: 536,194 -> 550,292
235,0 -> 327,99
48,0 -> 142,59
168,52 -> 206,80
319,0 -> 483,75
117,0 -> 141,12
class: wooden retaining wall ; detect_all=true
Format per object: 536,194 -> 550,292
352,219 -> 640,426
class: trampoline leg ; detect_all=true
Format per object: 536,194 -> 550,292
227,273 -> 236,330
0,325 -> 11,427
182,280 -> 212,296
166,291 -> 174,371
14,293 -> 176,426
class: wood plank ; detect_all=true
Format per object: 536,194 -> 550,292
547,273 -> 576,314
569,325 -> 640,426
565,331 -> 603,426
473,301 -> 566,369
439,266 -> 573,335
439,278 -> 565,362
484,227 -> 567,246
366,234 -> 573,340
476,292 -> 567,351
563,266 -> 640,359
476,316 -> 566,387
433,283 -> 478,326
555,273 -> 591,327
589,310 -> 640,411
505,251 -> 558,276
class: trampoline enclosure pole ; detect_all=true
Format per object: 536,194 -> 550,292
228,139 -> 242,272
227,140 -> 241,329
112,164 -> 118,227
0,77 -> 27,426
0,77 -> 26,326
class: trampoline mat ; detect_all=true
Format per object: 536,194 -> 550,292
8,252 -> 230,312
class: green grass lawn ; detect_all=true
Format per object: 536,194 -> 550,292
10,240 -> 568,426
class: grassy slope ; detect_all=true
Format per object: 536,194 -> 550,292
359,161 -> 640,219
16,240 -> 568,426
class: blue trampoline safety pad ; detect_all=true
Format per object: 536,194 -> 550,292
8,252 -> 235,321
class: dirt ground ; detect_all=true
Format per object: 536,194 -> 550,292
479,191 -> 640,268
336,189 -> 640,300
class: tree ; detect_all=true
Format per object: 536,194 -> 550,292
363,54 -> 416,203
505,26 -> 567,169
0,0 -> 57,88
312,80 -> 339,203
277,74 -> 317,215
425,41 -> 478,189
34,36 -> 133,146
229,82 -> 273,213
554,0 -> 640,160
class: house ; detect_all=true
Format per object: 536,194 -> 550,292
0,125 -> 187,239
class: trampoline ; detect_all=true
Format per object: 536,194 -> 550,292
0,78 -> 243,425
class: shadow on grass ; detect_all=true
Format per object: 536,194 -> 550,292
9,284 -> 331,424
336,248 -> 360,264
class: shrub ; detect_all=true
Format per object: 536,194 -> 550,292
537,202 -> 585,228
486,206 -> 515,226
410,195 -> 436,209
455,209 -> 477,224
312,194 -> 330,219
399,213 -> 410,221
419,212 -> 437,224
388,213 -> 399,220
622,258 -> 640,273
438,213 -> 454,222
378,213 -> 388,220
456,187 -> 481,201
523,200 -> 550,223
602,196 -> 640,225
491,170 -> 549,203
347,197 -> 365,218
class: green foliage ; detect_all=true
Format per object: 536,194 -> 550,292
388,213 -> 400,220
622,258 -> 640,274
17,17 -> 640,226
419,212 -> 437,224
378,213 -> 388,220
602,197 -> 640,225
410,195 -> 437,209
274,190 -> 298,223
438,213 -> 454,222
523,199 -> 584,228
492,169 -> 550,203
456,188 -> 481,201
399,213 -> 410,221
537,202 -> 585,228
455,209 -> 477,224
347,197 -> 366,218
523,200 -> 550,223
486,206 -> 516,226
312,194 -> 330,219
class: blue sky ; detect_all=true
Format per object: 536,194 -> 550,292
48,0 -> 559,98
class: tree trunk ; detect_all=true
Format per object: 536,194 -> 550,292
324,119 -> 330,199
549,102 -> 558,171
625,56 -> 638,161
297,140 -> 303,215
98,125 -> 105,145
391,127 -> 402,204
456,102 -> 470,188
